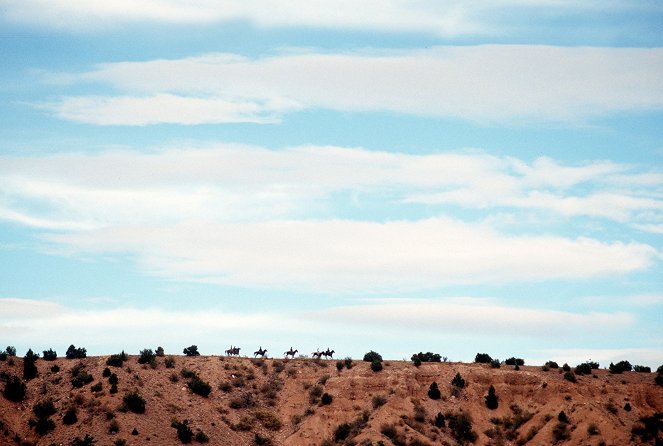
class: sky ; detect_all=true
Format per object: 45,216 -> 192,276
1,1 -> 662,368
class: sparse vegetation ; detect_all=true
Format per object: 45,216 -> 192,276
137,348 -> 157,366
183,345 -> 200,356
490,358 -> 501,368
66,344 -> 87,359
446,411 -> 478,444
428,382 -> 441,400
574,362 -> 593,375
609,360 -> 632,374
106,351 -> 128,367
3,374 -> 26,402
485,385 -> 498,409
633,364 -> 651,373
122,391 -> 146,414
42,348 -> 57,361
372,394 -> 387,409
165,356 -> 176,368
452,372 -> 466,388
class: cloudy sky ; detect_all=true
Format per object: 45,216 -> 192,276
1,1 -> 662,367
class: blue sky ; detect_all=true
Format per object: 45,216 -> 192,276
1,1 -> 662,367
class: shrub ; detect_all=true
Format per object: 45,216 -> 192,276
504,357 -> 524,366
562,363 -> 570,372
633,365 -> 651,373
609,360 -> 632,374
336,361 -> 344,371
171,419 -> 193,444
183,345 -> 200,356
563,371 -> 577,383
656,374 -> 663,386
0,351 -> 6,361
194,430 -> 209,443
229,392 -> 254,409
42,349 -> 57,361
575,363 -> 593,375
3,375 -> 26,402
412,352 -> 442,363
370,359 -> 383,372
552,422 -> 570,442
624,402 -> 632,411
344,357 -> 353,369
321,393 -> 333,405
91,382 -> 102,392
187,376 -> 212,397
485,385 -> 498,409
165,356 -> 176,368
475,353 -> 492,364
412,356 -> 422,367
490,358 -> 501,368
32,416 -> 56,436
63,407 -> 78,425
71,372 -> 94,388
558,411 -> 568,423
138,348 -> 156,365
122,391 -> 146,414
71,434 -> 95,446
254,410 -> 282,430
51,364 -> 60,373
109,373 -> 119,385
363,350 -> 383,362
108,419 -> 120,434
587,423 -> 600,435
446,411 -> 477,443
66,344 -> 87,359
110,383 -> 118,394
33,398 -> 57,418
372,394 -> 387,409
545,360 -> 559,369
451,372 -> 465,388
428,382 -> 441,400
434,412 -> 446,428
5,346 -> 16,356
334,422 -> 352,442
102,367 -> 111,377
106,352 -> 127,367
631,413 -> 663,444
156,346 -> 165,357
23,348 -> 39,380
254,433 -> 273,445
309,384 -> 323,403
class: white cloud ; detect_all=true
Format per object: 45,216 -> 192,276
1,145 -> 660,292
41,46 -> 663,124
42,218 -> 656,291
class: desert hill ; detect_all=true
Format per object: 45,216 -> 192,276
1,351 -> 662,446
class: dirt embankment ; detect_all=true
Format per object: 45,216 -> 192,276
1,355 -> 662,445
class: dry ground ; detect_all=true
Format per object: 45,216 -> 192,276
1,354 -> 661,445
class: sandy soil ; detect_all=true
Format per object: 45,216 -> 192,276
1,354 -> 661,445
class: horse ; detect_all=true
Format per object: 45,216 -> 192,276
254,347 -> 267,358
284,347 -> 298,358
225,346 -> 240,356
311,350 -> 322,359
323,348 -> 335,359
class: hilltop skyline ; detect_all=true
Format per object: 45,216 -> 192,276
0,1 -> 662,367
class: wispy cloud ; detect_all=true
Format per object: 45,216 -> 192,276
39,46 -> 663,124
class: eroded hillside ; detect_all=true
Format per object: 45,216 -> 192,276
1,353 -> 662,445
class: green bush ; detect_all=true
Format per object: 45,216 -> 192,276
321,393 -> 333,405
428,382 -> 441,400
183,345 -> 200,356
66,344 -> 87,359
446,411 -> 477,443
451,372 -> 465,388
609,360 -> 632,374
544,360 -> 559,369
334,422 -> 352,442
633,365 -> 651,373
108,373 -> 119,385
412,352 -> 441,363
475,353 -> 492,363
171,419 -> 193,444
91,382 -> 102,392
485,385 -> 498,409
122,391 -> 146,414
138,348 -> 157,365
71,434 -> 95,446
102,367 -> 111,377
63,407 -> 78,425
344,357 -> 353,369
42,349 -> 57,361
23,348 -> 39,380
71,372 -> 94,388
434,412 -> 445,428
32,417 -> 55,436
33,399 -> 57,418
165,356 -> 176,368
504,357 -> 524,366
336,361 -> 344,371
194,430 -> 209,443
372,394 -> 387,408
3,375 -> 26,402
106,351 -> 127,367
155,346 -> 165,357
562,363 -> 570,372
5,346 -> 16,356
575,363 -> 593,375
363,351 -> 382,362
187,376 -> 212,397
490,358 -> 501,368
370,359 -> 383,372
563,371 -> 577,383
